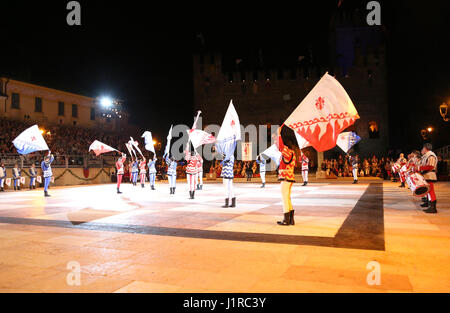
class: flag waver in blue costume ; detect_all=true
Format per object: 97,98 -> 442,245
12,124 -> 50,196
12,163 -> 21,191
215,100 -> 241,208
41,151 -> 54,197
148,156 -> 157,190
29,163 -> 37,190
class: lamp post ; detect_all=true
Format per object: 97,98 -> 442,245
420,127 -> 433,141
439,102 -> 449,122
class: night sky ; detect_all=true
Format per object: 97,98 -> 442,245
1,0 -> 448,151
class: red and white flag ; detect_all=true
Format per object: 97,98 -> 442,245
89,140 -> 118,156
187,129 -> 216,149
284,73 -> 359,152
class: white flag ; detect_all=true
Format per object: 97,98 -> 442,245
187,129 -> 215,149
141,131 -> 155,153
284,73 -> 359,152
89,140 -> 118,156
129,137 -> 144,158
217,100 -> 241,141
12,125 -> 49,155
261,144 -> 282,166
164,125 -> 173,157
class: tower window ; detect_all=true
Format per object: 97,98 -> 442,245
368,121 -> 379,138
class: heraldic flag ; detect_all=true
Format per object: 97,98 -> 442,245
294,132 -> 311,150
12,125 -> 49,155
336,131 -> 361,154
284,73 -> 359,152
141,131 -> 155,153
216,100 -> 241,162
89,140 -> 118,156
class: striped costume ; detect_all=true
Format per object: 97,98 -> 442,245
185,151 -> 199,193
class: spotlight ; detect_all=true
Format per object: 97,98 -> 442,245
100,97 -> 113,107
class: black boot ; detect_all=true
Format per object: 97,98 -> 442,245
141,184 -> 144,188
151,185 -> 155,190
222,198 -> 229,208
199,185 -> 203,190
191,191 -> 195,199
44,190 -> 50,197
261,183 -> 265,188
289,210 -> 295,225
172,187 -> 176,194
277,212 -> 290,226
230,197 -> 236,207
302,182 -> 307,186
423,201 -> 437,214
420,199 -> 429,207
196,184 -> 200,190
0,187 -> 3,192
117,188 -> 122,194
14,186 -> 16,191
353,180 -> 357,184
170,187 -> 173,194
399,182 -> 405,187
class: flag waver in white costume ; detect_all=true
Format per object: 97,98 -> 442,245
256,155 -> 267,188
216,101 -> 241,208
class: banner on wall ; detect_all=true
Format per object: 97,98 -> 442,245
241,142 -> 252,161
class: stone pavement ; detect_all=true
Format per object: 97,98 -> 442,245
0,179 -> 448,292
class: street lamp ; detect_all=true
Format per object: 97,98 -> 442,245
439,102 -> 449,122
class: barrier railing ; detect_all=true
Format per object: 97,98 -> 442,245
0,154 -> 116,169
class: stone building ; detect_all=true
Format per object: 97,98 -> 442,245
0,77 -> 128,132
193,22 -> 388,161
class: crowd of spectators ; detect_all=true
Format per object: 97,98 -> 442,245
0,117 -> 130,166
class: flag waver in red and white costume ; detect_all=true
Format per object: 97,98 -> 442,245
116,154 -> 127,194
301,153 -> 309,186
139,157 -> 147,188
185,148 -> 200,199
